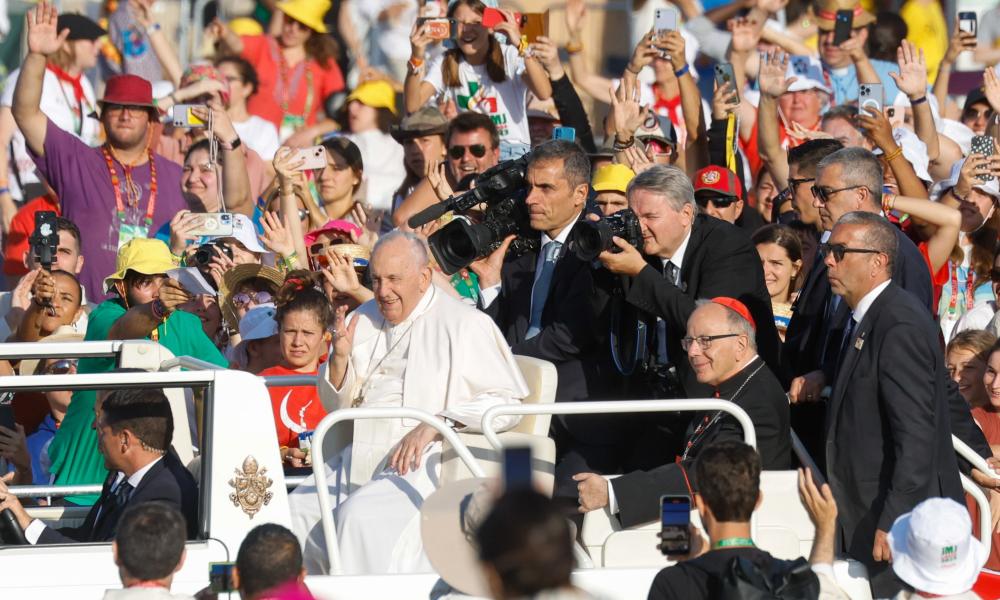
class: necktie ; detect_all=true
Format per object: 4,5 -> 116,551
113,480 -> 134,509
656,262 -> 678,364
526,241 -> 562,339
837,313 -> 856,369
664,261 -> 680,286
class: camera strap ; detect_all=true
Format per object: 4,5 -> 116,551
609,295 -> 647,376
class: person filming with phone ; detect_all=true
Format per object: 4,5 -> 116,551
814,0 -> 901,104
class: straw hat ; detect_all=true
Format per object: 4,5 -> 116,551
813,0 -> 876,31
420,478 -> 494,597
18,326 -> 85,376
219,264 -> 285,331
276,0 -> 330,34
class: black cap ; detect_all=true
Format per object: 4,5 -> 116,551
320,134 -> 364,172
57,13 -> 107,41
964,86 -> 989,113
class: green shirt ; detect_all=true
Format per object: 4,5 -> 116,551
46,299 -> 227,505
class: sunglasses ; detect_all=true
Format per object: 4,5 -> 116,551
964,108 -> 994,121
232,290 -> 273,308
309,240 -> 347,257
448,144 -> 487,159
696,195 -> 738,208
810,184 -> 865,204
819,242 -> 881,263
43,359 -> 78,375
787,177 -> 814,193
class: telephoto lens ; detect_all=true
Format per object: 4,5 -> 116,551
571,209 -> 644,261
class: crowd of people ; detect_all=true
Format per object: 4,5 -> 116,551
5,0 -> 1000,597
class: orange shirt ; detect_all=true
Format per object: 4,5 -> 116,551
259,364 -> 327,448
240,35 -> 345,131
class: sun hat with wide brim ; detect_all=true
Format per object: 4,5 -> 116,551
219,264 -> 285,331
347,80 -> 397,115
277,0 -> 331,34
18,326 -> 85,376
813,0 -> 876,31
103,238 -> 175,294
421,478 -> 494,598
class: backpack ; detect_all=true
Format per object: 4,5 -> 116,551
716,555 -> 821,600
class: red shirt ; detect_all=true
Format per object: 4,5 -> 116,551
240,35 -> 345,130
3,194 -> 60,277
259,365 -> 327,448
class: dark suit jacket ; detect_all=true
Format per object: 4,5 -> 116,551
482,220 -> 619,444
782,226 -> 933,383
611,357 -> 792,527
623,214 -> 781,394
826,283 -> 961,569
37,449 -> 198,544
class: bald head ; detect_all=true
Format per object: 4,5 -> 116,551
370,231 -> 433,325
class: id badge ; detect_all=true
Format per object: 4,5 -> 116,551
117,222 -> 150,250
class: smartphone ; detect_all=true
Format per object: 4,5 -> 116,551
959,11 -> 978,35
482,7 -> 522,30
790,55 -> 811,77
29,210 -> 59,270
659,495 -> 691,555
187,212 -> 234,237
859,83 -> 883,115
209,562 -> 237,593
833,9 -> 853,45
172,104 -> 206,128
417,17 -> 457,40
522,12 -> 548,44
502,446 -> 532,491
0,393 -> 16,432
292,146 -> 329,171
713,63 -> 739,104
552,126 -> 576,142
654,8 -> 677,39
972,135 -> 996,181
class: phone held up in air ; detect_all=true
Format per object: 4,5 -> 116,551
713,63 -> 739,104
552,126 -> 576,142
971,135 -> 996,181
0,392 -> 16,432
959,11 -> 978,35
833,9 -> 853,45
417,17 -> 458,40
654,8 -> 677,40
187,212 -> 234,237
172,104 -> 207,128
858,83 -> 884,115
659,495 -> 691,555
30,210 -> 59,271
292,146 -> 329,171
503,446 -> 532,491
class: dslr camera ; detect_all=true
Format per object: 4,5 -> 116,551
193,241 -> 234,266
570,208 -> 644,261
408,155 -> 537,274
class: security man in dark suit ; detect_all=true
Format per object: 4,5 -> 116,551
472,140 -> 623,501
592,164 -> 781,395
822,212 -> 963,597
0,388 -> 198,543
574,298 -> 791,527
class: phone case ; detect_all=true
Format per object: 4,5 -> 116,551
959,13 -> 978,35
859,84 -> 883,115
294,146 -> 329,171
833,10 -> 853,45
188,213 -> 234,237
654,8 -> 677,34
972,136 -> 995,181
714,64 -> 739,103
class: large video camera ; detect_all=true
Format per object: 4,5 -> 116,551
569,208 -> 644,261
407,155 -> 537,274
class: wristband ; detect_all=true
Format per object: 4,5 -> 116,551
674,64 -> 690,78
407,57 -> 425,76
952,187 -> 967,203
909,95 -> 927,106
0,187 -> 9,195
219,136 -> 242,151
613,136 -> 635,151
883,146 -> 904,163
625,64 -> 642,75
565,41 -> 583,54
150,299 -> 168,321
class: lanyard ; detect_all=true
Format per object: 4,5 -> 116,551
948,261 -> 975,316
101,144 -> 157,227
271,38 -> 315,120
713,537 -> 755,549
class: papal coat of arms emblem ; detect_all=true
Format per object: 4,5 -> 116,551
228,455 -> 273,518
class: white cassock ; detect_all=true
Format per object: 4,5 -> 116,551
289,285 -> 528,574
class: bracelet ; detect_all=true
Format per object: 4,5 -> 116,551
625,64 -> 642,75
218,137 -> 242,151
150,299 -> 169,321
883,146 -> 904,162
909,95 -> 928,106
280,252 -> 298,270
613,136 -> 635,151
952,187 -> 967,203
565,41 -> 583,54
674,64 -> 690,78
0,187 -> 9,195
407,57 -> 425,76
881,192 -> 896,215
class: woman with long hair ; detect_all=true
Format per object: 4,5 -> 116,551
212,0 -> 344,142
752,224 -> 803,341
946,330 -> 996,408
404,0 -> 552,160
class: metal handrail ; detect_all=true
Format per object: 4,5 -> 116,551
10,475 -> 310,498
0,340 -> 130,360
481,399 -> 757,450
961,472 -> 992,556
310,407 -> 486,575
0,370 -> 216,392
160,356 -> 224,371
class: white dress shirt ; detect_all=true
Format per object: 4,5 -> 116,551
851,279 -> 891,326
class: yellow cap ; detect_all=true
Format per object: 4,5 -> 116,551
228,17 -> 264,36
592,164 -> 636,194
103,238 -> 175,293
276,0 -> 330,34
347,80 -> 397,115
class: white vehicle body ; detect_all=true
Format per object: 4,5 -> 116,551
0,341 -> 992,599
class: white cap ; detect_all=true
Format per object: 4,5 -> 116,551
930,157 -> 1000,202
888,497 -> 987,595
785,55 -> 832,95
239,303 -> 278,341
202,213 -> 270,254
939,119 -> 975,156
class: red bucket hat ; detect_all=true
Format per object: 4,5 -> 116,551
99,74 -> 156,109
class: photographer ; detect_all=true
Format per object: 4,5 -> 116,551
594,165 -> 780,395
472,140 -> 622,504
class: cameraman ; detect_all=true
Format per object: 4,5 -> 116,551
472,140 -> 625,504
594,165 -> 780,395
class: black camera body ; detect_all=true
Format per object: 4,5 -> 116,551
570,208 -> 644,261
29,210 -> 59,270
409,155 -> 538,275
193,241 -> 234,266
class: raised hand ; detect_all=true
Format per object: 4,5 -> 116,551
984,67 -> 1000,113
128,0 -> 154,29
426,160 -> 454,201
272,147 -> 306,186
712,81 -> 740,121
350,203 -> 382,250
609,79 -> 649,140
331,304 -> 359,361
757,50 -> 795,99
728,17 -> 761,54
321,250 -> 363,298
259,210 -> 295,258
409,20 -> 434,59
26,2 -> 69,57
627,31 -> 659,74
168,210 -> 200,256
530,36 -> 564,79
657,30 -> 687,72
889,40 -> 927,100
856,105 -> 896,151
492,9 -> 523,47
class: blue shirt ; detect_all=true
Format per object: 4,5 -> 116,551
824,59 -> 901,105
26,414 -> 57,486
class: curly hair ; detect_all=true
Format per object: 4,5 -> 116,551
274,270 -> 335,330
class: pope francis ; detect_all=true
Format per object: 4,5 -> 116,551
289,231 -> 528,574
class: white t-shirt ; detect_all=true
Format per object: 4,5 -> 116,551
424,43 -> 530,147
233,115 -> 280,161
347,129 -> 406,212
1,67 -> 101,200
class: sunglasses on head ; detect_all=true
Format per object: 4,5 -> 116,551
696,194 -> 738,208
819,242 -> 881,263
448,144 -> 487,159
